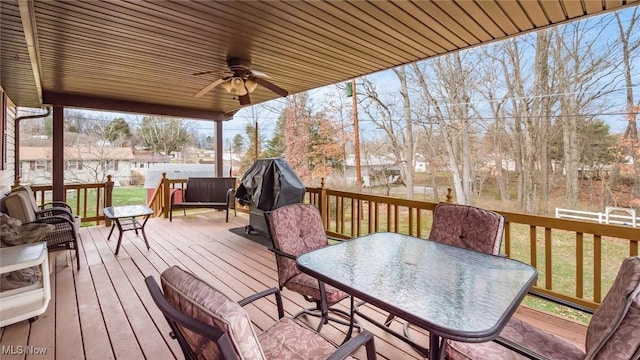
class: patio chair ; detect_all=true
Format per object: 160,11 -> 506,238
9,185 -> 81,233
1,190 -> 80,270
446,256 -> 640,360
264,203 -> 358,332
145,266 -> 377,360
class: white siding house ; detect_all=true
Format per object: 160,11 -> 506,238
20,146 -> 134,185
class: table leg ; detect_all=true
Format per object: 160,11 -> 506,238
140,214 -> 151,250
114,219 -> 124,255
133,217 -> 140,236
107,223 -> 115,241
429,332 -> 444,360
341,296 -> 356,345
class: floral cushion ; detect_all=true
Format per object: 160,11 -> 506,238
286,273 -> 348,304
428,203 -> 504,255
447,317 -> 585,360
266,204 -> 328,288
258,317 -> 351,359
161,266 -> 266,360
585,256 -> 640,360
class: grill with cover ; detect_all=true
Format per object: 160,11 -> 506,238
235,158 -> 306,236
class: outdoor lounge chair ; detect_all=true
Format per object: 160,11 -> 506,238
1,190 -> 80,270
146,266 -> 377,360
446,256 -> 640,360
264,203 -> 358,333
9,185 -> 81,232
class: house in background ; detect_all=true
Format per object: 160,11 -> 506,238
131,152 -> 172,170
20,146 -> 134,185
344,154 -> 400,187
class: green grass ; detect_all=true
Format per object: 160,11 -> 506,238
110,186 -> 148,206
67,186 -> 148,226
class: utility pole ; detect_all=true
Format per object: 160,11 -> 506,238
252,106 -> 259,161
352,78 -> 362,187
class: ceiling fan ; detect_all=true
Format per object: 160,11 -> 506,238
193,57 -> 288,106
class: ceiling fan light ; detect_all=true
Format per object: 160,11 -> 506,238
245,79 -> 258,93
231,77 -> 244,92
236,85 -> 248,96
221,80 -> 234,93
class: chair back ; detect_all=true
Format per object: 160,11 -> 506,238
10,185 -> 40,212
184,177 -> 236,203
3,191 -> 37,223
264,203 -> 327,288
585,256 -> 640,360
147,266 -> 266,360
428,203 -> 504,255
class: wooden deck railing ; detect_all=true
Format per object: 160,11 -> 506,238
147,173 -> 188,218
150,176 -> 640,310
307,181 -> 639,310
25,175 -> 115,224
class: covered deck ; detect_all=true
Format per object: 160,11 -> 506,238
0,211 -> 587,359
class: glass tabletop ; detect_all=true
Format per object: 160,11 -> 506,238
296,232 -> 537,342
103,205 -> 153,219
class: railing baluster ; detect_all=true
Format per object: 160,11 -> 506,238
530,225 -> 537,286
504,221 -> 511,257
352,198 -> 357,237
631,240 -> 638,257
594,235 -> 602,303
386,204 -> 391,232
576,232 -> 584,299
408,207 -> 414,236
545,227 -> 552,290
374,202 -> 379,232
394,205 -> 399,233
416,209 -> 422,238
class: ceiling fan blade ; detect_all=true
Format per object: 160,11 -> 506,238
249,69 -> 269,78
193,78 -> 225,98
252,76 -> 288,97
192,70 -> 217,76
238,93 -> 251,106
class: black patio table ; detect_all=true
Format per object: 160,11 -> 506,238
296,232 -> 537,360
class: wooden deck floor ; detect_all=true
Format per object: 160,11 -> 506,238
0,211 -> 587,359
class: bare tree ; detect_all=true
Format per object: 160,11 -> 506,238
360,69 -> 416,199
552,17 -> 617,207
609,8 -> 640,205
411,52 -> 478,205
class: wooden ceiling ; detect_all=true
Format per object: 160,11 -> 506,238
1,0 -> 638,120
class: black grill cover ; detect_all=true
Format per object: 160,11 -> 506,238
235,158 -> 306,211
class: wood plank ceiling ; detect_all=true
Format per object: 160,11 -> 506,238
1,0 -> 638,120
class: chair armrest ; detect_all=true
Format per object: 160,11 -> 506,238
169,188 -> 183,205
226,188 -> 236,208
31,215 -> 77,238
36,206 -> 74,221
237,287 -> 285,319
326,330 -> 377,360
40,201 -> 73,213
267,246 -> 297,260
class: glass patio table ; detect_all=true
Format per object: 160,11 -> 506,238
296,232 -> 537,360
103,205 -> 154,256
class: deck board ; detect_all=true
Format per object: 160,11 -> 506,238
0,211 -> 587,359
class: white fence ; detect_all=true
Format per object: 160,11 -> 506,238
555,207 -> 639,227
